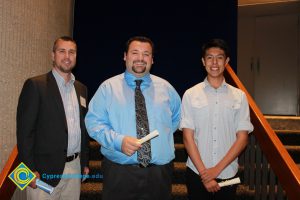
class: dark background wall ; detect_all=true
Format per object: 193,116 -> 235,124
73,1 -> 237,98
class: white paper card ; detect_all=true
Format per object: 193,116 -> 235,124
138,130 -> 159,144
218,177 -> 241,187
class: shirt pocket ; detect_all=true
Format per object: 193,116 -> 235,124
223,99 -> 241,121
224,98 -> 241,109
191,98 -> 209,122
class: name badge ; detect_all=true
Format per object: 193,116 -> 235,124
80,96 -> 86,108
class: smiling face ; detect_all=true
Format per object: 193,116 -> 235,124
52,39 -> 77,74
202,47 -> 230,80
124,41 -> 154,78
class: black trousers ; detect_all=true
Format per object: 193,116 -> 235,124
186,167 -> 238,200
102,157 -> 173,200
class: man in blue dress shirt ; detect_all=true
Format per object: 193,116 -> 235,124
85,36 -> 181,200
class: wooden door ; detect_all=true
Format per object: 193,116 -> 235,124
253,14 -> 299,115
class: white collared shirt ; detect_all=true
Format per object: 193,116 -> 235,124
180,78 -> 253,179
52,69 -> 81,156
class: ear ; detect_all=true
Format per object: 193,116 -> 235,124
151,57 -> 154,65
201,58 -> 205,66
123,52 -> 127,61
225,57 -> 230,65
51,52 -> 55,61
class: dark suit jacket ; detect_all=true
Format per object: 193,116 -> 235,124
17,71 -> 89,187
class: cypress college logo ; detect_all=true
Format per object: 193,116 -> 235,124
9,162 -> 36,190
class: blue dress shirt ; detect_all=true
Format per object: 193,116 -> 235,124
85,71 -> 181,165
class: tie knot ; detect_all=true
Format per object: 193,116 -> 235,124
135,79 -> 143,88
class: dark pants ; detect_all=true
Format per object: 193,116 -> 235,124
186,167 -> 238,200
102,157 -> 173,200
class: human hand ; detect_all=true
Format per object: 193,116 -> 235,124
82,167 -> 90,182
121,136 -> 142,156
83,167 -> 89,175
203,179 -> 221,193
200,167 -> 220,183
29,171 -> 40,189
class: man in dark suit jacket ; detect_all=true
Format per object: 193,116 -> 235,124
17,36 -> 89,199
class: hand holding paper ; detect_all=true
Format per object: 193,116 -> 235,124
36,179 -> 54,194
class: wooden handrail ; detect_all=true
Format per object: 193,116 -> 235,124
225,64 -> 300,200
0,146 -> 19,199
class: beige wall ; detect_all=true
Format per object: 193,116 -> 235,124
0,0 -> 74,198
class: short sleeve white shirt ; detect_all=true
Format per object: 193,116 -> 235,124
180,78 -> 253,179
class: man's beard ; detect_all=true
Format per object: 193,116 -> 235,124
54,61 -> 75,73
132,60 -> 147,74
57,65 -> 74,73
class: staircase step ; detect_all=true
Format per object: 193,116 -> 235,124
174,144 -> 187,162
80,183 -> 189,199
81,182 -> 102,200
81,182 -> 103,194
284,145 -> 300,163
174,131 -> 183,144
89,141 -> 102,160
265,116 -> 300,130
80,182 -> 256,200
275,130 -> 300,146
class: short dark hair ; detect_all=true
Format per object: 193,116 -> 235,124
125,36 -> 154,54
202,38 -> 230,58
53,36 -> 77,52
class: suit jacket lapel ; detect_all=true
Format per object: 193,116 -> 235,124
47,72 -> 68,131
74,81 -> 84,122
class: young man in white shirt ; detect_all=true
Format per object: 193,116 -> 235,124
180,39 -> 253,200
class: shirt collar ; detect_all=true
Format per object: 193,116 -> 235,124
203,77 -> 227,92
124,70 -> 152,89
52,69 -> 75,86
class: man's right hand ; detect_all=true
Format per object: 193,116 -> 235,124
29,171 -> 40,189
121,136 -> 142,156
203,179 -> 220,193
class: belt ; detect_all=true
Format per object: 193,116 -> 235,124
103,157 -> 170,169
128,163 -> 156,168
66,153 -> 79,162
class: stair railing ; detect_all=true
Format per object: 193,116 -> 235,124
225,64 -> 300,200
0,146 -> 19,199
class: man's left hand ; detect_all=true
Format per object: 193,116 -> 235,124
200,167 -> 220,183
